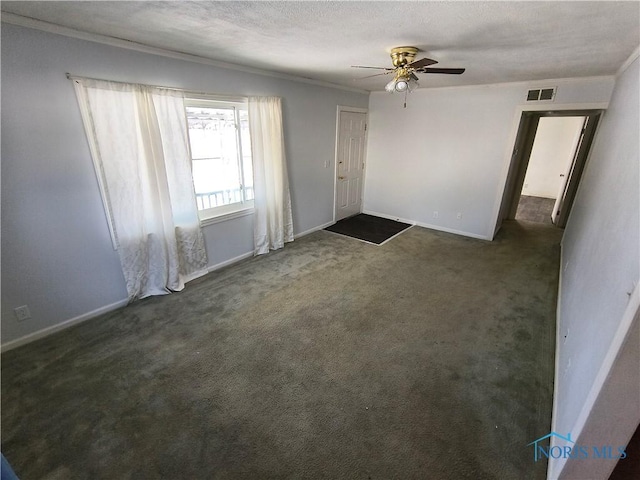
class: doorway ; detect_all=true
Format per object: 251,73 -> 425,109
515,116 -> 586,225
495,109 -> 602,233
335,108 -> 367,221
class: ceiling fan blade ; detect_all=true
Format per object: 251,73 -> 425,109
407,57 -> 438,69
351,65 -> 395,71
418,67 -> 466,75
410,72 -> 419,81
355,71 -> 394,79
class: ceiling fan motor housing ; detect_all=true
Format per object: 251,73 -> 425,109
390,46 -> 419,67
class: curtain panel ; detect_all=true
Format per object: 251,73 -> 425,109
72,78 -> 207,301
248,97 -> 294,255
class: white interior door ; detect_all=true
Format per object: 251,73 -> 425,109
552,117 -> 587,224
335,110 -> 366,221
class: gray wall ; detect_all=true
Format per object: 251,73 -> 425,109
1,24 -> 368,346
549,56 -> 639,479
364,78 -> 614,239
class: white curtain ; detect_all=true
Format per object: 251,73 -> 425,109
72,78 -> 207,301
248,97 -> 294,255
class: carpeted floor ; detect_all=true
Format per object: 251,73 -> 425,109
516,195 -> 556,225
1,221 -> 562,479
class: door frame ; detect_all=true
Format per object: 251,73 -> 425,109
491,102 -> 607,238
333,106 -> 369,222
551,114 -> 601,227
551,118 -> 587,225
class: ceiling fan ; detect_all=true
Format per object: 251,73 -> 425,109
352,46 -> 465,106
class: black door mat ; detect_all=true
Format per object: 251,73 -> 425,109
325,214 -> 412,245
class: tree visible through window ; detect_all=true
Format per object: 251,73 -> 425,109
185,99 -> 253,221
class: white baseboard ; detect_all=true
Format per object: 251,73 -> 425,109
294,221 -> 334,239
0,218 -> 397,353
207,251 -> 254,272
204,220 -> 335,273
362,210 -> 491,241
1,298 -> 129,353
1,221 -> 339,353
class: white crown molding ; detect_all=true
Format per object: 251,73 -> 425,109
370,74 -> 616,95
617,45 -> 640,77
1,12 -> 370,95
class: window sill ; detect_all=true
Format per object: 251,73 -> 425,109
199,207 -> 254,227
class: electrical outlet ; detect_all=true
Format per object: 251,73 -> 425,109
433,211 -> 439,219
14,305 -> 31,322
456,212 -> 463,219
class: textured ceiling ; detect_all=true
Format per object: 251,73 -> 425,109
2,1 -> 639,91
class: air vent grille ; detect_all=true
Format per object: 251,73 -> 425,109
526,87 -> 556,102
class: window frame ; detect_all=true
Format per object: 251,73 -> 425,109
184,96 -> 254,226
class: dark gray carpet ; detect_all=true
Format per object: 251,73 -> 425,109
1,221 -> 562,479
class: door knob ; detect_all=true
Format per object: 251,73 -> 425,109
338,176 -> 345,180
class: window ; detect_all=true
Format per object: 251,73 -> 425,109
185,98 -> 253,224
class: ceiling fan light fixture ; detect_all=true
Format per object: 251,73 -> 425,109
395,79 -> 409,92
385,78 -> 397,92
352,46 -> 464,102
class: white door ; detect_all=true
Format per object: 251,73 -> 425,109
335,111 -> 366,221
552,117 -> 587,225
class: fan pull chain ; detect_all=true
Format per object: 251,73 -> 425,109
404,89 -> 408,108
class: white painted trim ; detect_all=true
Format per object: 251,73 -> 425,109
333,106 -> 369,222
323,229 -> 381,246
182,269 -> 210,284
413,222 -> 489,241
324,218 -> 414,247
327,211 -> 416,247
1,13 -> 369,95
548,281 -> 640,480
362,210 -> 416,225
617,46 -> 640,77
548,246 -> 565,480
488,107 -> 528,239
377,225 -> 413,246
205,220 -> 335,272
5,13 -> 620,96
488,102 -> 609,239
363,210 -> 491,241
294,221 -> 334,239
205,219 -> 336,273
0,218 -> 336,352
337,106 -> 369,114
370,75 -> 616,94
207,251 -> 254,273
200,207 -> 254,227
1,299 -> 129,352
332,109 -> 341,224
510,102 -> 609,113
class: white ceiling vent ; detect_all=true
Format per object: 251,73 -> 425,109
526,87 -> 557,102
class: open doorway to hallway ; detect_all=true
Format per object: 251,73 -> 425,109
515,116 -> 585,225
495,109 -> 602,234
